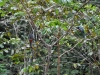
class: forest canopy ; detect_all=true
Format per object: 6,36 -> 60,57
0,0 -> 100,75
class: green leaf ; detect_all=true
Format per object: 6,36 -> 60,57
48,19 -> 61,26
14,11 -> 26,17
15,0 -> 20,3
0,0 -> 8,6
67,12 -> 74,18
1,13 -> 6,17
53,0 -> 60,3
0,44 -> 4,48
71,70 -> 79,75
28,66 -> 33,73
11,6 -> 18,10
23,68 -> 27,72
9,38 -> 21,45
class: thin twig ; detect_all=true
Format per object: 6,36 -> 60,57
51,0 -> 90,47
20,0 -> 51,48
59,39 -> 83,58
77,0 -> 90,12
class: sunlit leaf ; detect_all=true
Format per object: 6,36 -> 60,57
88,51 -> 93,56
35,64 -> 39,70
11,6 -> 18,10
14,11 -> 26,17
0,44 -> 4,48
29,66 -> 33,73
73,63 -> 77,68
0,0 -> 8,6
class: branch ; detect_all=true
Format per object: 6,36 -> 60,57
51,0 -> 90,47
59,39 -> 83,58
51,22 -> 74,46
77,0 -> 90,12
20,0 -> 50,48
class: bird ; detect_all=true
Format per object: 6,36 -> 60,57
29,33 -> 34,48
76,26 -> 85,38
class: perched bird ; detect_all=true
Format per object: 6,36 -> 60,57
76,26 -> 84,33
29,33 -> 34,48
76,26 -> 85,38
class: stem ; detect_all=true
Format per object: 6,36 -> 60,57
44,45 -> 52,75
57,28 -> 60,75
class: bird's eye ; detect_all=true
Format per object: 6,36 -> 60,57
76,27 -> 79,29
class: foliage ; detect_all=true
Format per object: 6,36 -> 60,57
0,0 -> 100,75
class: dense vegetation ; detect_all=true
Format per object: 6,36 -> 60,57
0,0 -> 100,75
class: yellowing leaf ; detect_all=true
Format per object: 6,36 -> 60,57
36,41 -> 40,45
85,25 -> 89,32
46,0 -> 50,2
74,15 -> 78,20
7,32 -> 11,37
73,63 -> 77,68
71,30 -> 74,34
91,31 -> 96,37
32,46 -> 37,50
65,11 -> 68,15
85,25 -> 88,30
39,24 -> 44,29
35,64 -> 39,70
37,52 -> 41,56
